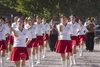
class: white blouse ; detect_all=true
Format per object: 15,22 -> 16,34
69,22 -> 81,36
13,28 -> 32,47
25,24 -> 37,38
35,23 -> 45,36
42,23 -> 50,34
57,23 -> 73,40
78,25 -> 88,35
11,22 -> 18,29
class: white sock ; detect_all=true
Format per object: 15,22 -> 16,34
32,55 -> 35,67
44,47 -> 47,57
7,52 -> 11,59
66,59 -> 69,67
42,49 -> 44,56
36,52 -> 41,64
62,61 -> 65,67
1,57 -> 5,67
73,54 -> 77,65
29,56 -> 31,67
35,53 -> 38,59
80,45 -> 83,57
70,56 -> 73,66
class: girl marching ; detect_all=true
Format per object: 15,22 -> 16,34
69,15 -> 81,65
5,21 -> 12,60
25,16 -> 37,67
78,19 -> 88,57
35,16 -> 46,64
56,14 -> 73,67
42,17 -> 50,58
10,17 -> 32,67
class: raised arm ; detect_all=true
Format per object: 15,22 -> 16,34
10,27 -> 19,37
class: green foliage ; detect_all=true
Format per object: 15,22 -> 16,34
0,0 -> 100,21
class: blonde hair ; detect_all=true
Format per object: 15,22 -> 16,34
27,16 -> 34,25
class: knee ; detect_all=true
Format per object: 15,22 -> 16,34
1,50 -> 5,57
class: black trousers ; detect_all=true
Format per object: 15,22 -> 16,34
49,34 -> 58,51
86,32 -> 94,51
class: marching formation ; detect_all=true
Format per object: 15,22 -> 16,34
0,14 -> 96,67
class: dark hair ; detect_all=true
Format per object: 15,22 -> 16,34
6,20 -> 11,26
42,17 -> 46,19
71,14 -> 76,18
0,16 -> 5,21
79,19 -> 83,22
36,15 -> 41,19
17,17 -> 24,22
87,17 -> 91,20
50,18 -> 54,21
24,17 -> 28,21
60,14 -> 67,18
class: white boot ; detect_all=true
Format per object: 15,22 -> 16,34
29,56 -> 32,67
36,52 -> 41,64
32,55 -> 35,67
1,57 -> 5,67
7,52 -> 11,60
80,45 -> 83,57
43,47 -> 47,58
70,56 -> 73,66
62,61 -> 65,67
73,54 -> 77,65
66,59 -> 69,67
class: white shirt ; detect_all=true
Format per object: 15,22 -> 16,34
5,25 -> 10,37
1,24 -> 7,40
0,26 -> 3,40
25,24 -> 37,38
42,23 -> 50,34
78,25 -> 88,35
13,28 -> 32,47
57,23 -> 73,40
69,22 -> 81,36
35,23 -> 45,36
84,22 -> 96,27
12,22 -> 18,29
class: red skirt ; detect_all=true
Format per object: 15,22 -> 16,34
43,34 -> 49,41
27,38 -> 37,48
71,36 -> 78,46
0,40 -> 7,50
10,35 -> 14,45
10,47 -> 29,61
6,36 -> 10,45
37,36 -> 43,46
56,40 -> 72,53
78,35 -> 86,43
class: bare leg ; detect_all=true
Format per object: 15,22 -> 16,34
1,49 -> 5,67
15,61 -> 20,67
20,58 -> 26,67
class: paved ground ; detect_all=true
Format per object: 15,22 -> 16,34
1,44 -> 100,67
